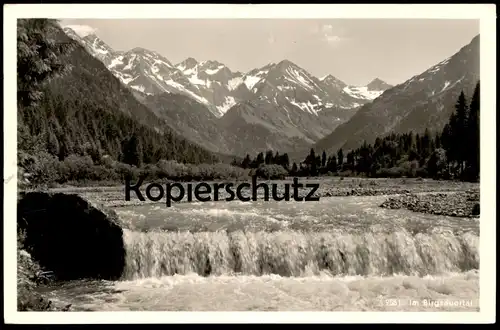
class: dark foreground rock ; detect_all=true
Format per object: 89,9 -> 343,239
380,190 -> 480,217
17,192 -> 127,281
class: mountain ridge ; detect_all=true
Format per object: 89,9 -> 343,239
312,34 -> 480,155
62,24 -> 392,116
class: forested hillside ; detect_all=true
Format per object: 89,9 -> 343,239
18,19 -> 218,167
17,19 -> 229,187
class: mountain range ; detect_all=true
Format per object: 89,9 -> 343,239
62,24 -> 479,161
62,24 -> 392,156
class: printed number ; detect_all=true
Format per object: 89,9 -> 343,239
385,299 -> 400,306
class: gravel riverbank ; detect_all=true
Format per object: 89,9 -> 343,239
380,190 -> 480,218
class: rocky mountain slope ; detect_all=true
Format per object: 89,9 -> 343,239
313,34 -> 480,154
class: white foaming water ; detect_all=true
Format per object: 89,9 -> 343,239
44,271 -> 479,311
40,196 -> 480,311
122,229 -> 478,279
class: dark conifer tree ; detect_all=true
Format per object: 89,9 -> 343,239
265,150 -> 274,165
453,91 -> 469,173
121,133 -> 143,167
467,82 -> 480,180
321,150 -> 327,168
241,154 -> 252,169
337,148 -> 344,169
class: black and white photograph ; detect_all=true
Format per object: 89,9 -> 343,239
4,3 -> 496,324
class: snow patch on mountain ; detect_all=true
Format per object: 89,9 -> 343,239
216,96 -> 237,115
123,55 -> 137,71
441,81 -> 451,92
428,57 -> 451,74
131,85 -> 146,93
244,76 -> 261,90
227,76 -> 243,91
109,56 -> 124,69
165,79 -> 210,105
289,99 -> 321,116
188,73 -> 207,86
285,67 -> 315,91
206,65 -> 225,75
343,86 -> 384,100
113,71 -> 136,85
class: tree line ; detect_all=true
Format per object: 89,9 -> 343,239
234,82 -> 480,182
233,150 -> 291,171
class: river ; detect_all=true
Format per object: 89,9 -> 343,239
37,195 -> 479,311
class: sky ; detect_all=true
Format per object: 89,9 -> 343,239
60,19 -> 479,86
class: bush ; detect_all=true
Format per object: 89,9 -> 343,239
338,170 -> 353,177
115,162 -> 141,181
18,153 -> 251,187
19,151 -> 61,187
426,148 -> 448,179
89,165 -> 118,181
376,167 -> 405,178
400,160 -> 419,178
60,154 -> 95,182
255,164 -> 288,180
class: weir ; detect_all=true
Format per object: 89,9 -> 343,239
121,229 -> 479,279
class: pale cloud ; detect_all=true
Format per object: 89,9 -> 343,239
321,24 -> 334,34
325,35 -> 341,43
311,24 -> 345,46
267,33 -> 276,45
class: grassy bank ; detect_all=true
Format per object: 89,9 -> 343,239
17,229 -> 71,311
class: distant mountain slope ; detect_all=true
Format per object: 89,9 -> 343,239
19,24 -> 219,165
136,91 -> 312,156
313,34 -> 480,154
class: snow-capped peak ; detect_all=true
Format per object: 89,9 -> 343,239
321,74 -> 347,88
63,25 -> 97,38
176,57 -> 198,72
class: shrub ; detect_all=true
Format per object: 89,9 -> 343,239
400,160 -> 419,178
61,154 -> 95,182
19,151 -> 61,187
115,162 -> 141,181
338,170 -> 353,177
376,167 -> 404,178
426,148 -> 448,179
255,164 -> 288,180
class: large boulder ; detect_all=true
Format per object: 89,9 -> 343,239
17,192 -> 127,281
